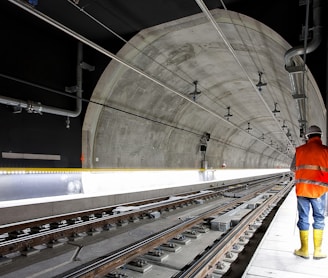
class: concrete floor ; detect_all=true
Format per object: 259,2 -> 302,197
243,188 -> 328,278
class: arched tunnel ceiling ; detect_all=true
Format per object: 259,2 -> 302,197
3,0 -> 326,170
83,8 -> 326,169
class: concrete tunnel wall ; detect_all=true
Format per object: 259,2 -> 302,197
82,9 -> 326,170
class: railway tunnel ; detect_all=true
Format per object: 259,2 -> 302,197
0,0 -> 327,277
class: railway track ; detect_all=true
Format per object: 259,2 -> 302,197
0,174 -> 292,277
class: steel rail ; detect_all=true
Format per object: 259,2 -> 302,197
0,175 -> 283,256
174,180 -> 293,277
54,181 -> 284,278
0,190 -> 218,255
0,174 -> 280,234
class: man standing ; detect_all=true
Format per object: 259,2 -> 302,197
290,125 -> 328,260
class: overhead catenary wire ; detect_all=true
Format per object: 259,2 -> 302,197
8,0 -> 291,159
69,0 -> 292,158
217,2 -> 294,145
195,0 -> 295,152
73,0 -> 291,155
68,0 -> 269,142
0,72 -> 199,136
0,72 -> 276,160
67,0 -> 237,119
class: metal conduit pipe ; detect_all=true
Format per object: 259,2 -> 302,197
0,41 -> 83,118
0,95 -> 79,117
285,0 -> 322,64
284,0 -> 323,134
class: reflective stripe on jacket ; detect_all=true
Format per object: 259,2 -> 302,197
294,137 -> 328,198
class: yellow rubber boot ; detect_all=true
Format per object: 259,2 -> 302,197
313,229 -> 327,260
294,230 -> 309,259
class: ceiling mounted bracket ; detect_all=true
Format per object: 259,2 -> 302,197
255,72 -> 267,92
189,81 -> 201,101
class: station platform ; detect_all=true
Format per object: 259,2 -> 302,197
0,168 -> 289,225
242,187 -> 328,278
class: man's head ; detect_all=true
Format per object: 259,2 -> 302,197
305,125 -> 322,139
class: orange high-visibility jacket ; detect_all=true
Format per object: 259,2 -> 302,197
294,137 -> 328,198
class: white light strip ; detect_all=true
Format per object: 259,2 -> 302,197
2,152 -> 61,160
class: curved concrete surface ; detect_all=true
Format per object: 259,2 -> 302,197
83,9 -> 325,169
